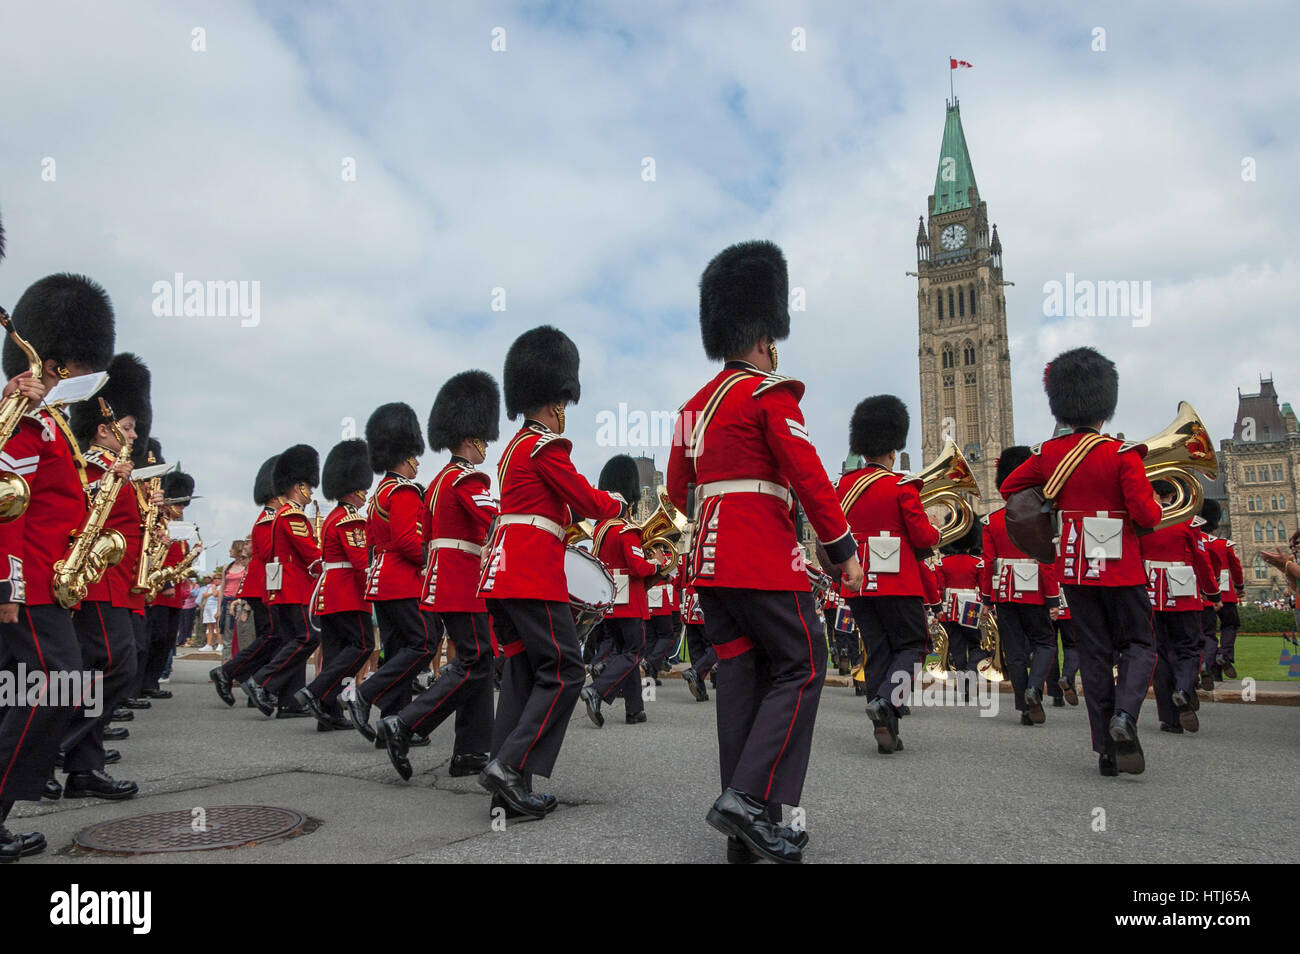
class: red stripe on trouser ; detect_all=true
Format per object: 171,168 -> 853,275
520,604 -> 563,770
368,612 -> 433,702
259,606 -> 311,687
0,608 -> 49,800
412,615 -> 483,731
764,593 -> 816,801
74,603 -> 110,712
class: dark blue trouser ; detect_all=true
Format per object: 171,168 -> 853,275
590,617 -> 646,715
1153,609 -> 1201,725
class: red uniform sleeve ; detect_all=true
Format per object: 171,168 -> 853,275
458,476 -> 498,542
1119,451 -> 1161,529
1041,561 -> 1059,599
1188,526 -> 1218,596
341,518 -> 369,570
1227,543 -> 1244,588
898,484 -> 941,550
979,522 -> 997,600
921,562 -> 939,605
534,442 -> 622,521
998,455 -> 1046,499
0,423 -> 40,603
285,513 -> 322,564
759,387 -> 854,563
619,528 -> 659,579
387,487 -> 425,565
667,413 -> 692,516
253,519 -> 275,563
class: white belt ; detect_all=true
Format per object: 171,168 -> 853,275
697,479 -> 791,504
995,558 -> 1038,573
430,538 -> 484,557
320,562 -> 352,571
1145,561 -> 1186,571
496,514 -> 565,541
944,587 -> 979,601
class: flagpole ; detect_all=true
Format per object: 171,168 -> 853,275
949,58 -> 953,104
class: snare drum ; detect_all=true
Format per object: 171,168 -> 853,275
564,545 -> 616,639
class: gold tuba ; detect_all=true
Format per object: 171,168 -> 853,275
564,519 -> 596,546
976,608 -> 1005,682
923,611 -> 952,680
52,404 -> 132,608
1140,402 -> 1217,531
639,487 -> 689,567
916,439 -> 980,548
0,306 -> 42,523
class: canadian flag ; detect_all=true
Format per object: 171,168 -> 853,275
950,58 -> 973,69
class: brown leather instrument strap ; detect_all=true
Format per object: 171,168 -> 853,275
839,469 -> 894,518
1043,433 -> 1107,500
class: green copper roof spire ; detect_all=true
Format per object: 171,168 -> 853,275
932,99 -> 978,214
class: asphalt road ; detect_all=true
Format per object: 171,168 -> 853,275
14,659 -> 1298,864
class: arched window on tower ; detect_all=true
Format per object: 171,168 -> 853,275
1254,554 -> 1267,579
963,341 -> 976,366
942,372 -> 956,443
1267,524 -> 1276,542
958,286 -> 965,316
942,343 -> 955,370
963,369 -> 979,446
948,288 -> 955,319
969,285 -> 976,316
937,294 -> 943,321
1255,523 -> 1264,542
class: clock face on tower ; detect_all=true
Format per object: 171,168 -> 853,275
940,224 -> 968,250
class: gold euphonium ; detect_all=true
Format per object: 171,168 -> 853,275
52,404 -> 132,608
923,612 -> 952,680
639,487 -> 689,572
915,439 -> 980,548
0,306 -> 43,523
976,609 -> 1005,682
1139,401 -> 1217,531
564,519 -> 596,545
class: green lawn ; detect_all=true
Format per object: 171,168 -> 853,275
1231,636 -> 1300,682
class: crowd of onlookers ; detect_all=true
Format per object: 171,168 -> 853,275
166,541 -> 253,666
1249,595 -> 1296,611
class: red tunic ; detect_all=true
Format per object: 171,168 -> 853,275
421,460 -> 498,615
999,432 -> 1162,587
80,446 -> 147,611
364,474 -> 425,602
593,518 -> 658,619
979,508 -> 1059,605
1206,536 -> 1244,603
0,409 -> 87,606
1138,519 -> 1218,612
237,506 -> 276,600
647,559 -> 678,617
837,466 -> 938,598
267,503 -> 320,606
667,365 -> 854,592
934,552 -> 983,621
680,553 -> 704,624
316,502 -> 368,615
477,425 -> 622,603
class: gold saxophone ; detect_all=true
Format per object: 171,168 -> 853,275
52,406 -> 133,608
134,473 -> 166,593
0,306 -> 44,523
146,530 -> 204,600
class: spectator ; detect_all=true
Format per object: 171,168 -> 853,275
198,575 -> 222,651
219,540 -> 250,658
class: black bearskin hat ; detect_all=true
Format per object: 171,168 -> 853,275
4,273 -> 115,379
503,326 -> 581,419
1044,347 -> 1118,428
699,240 -> 790,361
70,352 -> 151,449
428,370 -> 501,451
1199,497 -> 1222,533
995,445 -> 1032,491
366,402 -> 424,473
274,444 -> 319,494
849,395 -> 909,457
162,470 -> 195,502
598,454 -> 641,508
944,521 -> 982,556
253,454 -> 280,505
134,436 -> 163,469
322,440 -> 372,501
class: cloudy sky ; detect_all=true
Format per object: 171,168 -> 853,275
1,0 -> 1296,555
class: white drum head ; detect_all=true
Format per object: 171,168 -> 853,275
565,545 -> 615,610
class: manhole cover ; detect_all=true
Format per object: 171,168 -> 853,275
74,805 -> 310,855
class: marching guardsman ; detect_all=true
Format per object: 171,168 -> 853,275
1000,348 -> 1162,776
210,455 -> 280,706
344,403 -> 437,736
121,436 -> 164,712
934,524 -> 984,677
0,271 -> 115,862
477,326 -> 625,821
57,354 -> 153,800
680,546 -> 715,701
140,470 -> 195,700
295,440 -> 373,731
1140,479 -> 1220,734
377,371 -> 501,781
837,395 -> 938,755
979,446 -> 1061,726
1194,500 -> 1225,690
247,445 -> 321,716
1053,589 -> 1079,705
1202,501 -> 1244,682
580,455 -> 658,727
643,543 -> 680,683
667,242 -> 863,864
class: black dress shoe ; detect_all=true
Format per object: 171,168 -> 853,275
104,749 -> 121,764
705,789 -> 800,864
625,710 -> 647,724
344,688 -> 376,742
1171,690 -> 1200,733
683,668 -> 709,702
449,752 -> 489,777
726,836 -> 762,864
143,689 -> 173,700
103,726 -> 129,741
64,770 -> 138,800
1107,711 -> 1145,775
478,759 -> 549,818
580,686 -> 604,728
376,716 -> 413,781
866,698 -> 898,753
0,825 -> 41,863
1019,712 -> 1035,726
123,698 -> 152,710
17,829 -> 46,857
1024,688 -> 1046,724
1058,678 -> 1079,706
294,688 -> 328,726
409,733 -> 430,747
1160,722 -> 1184,734
1221,659 -> 1237,679
274,705 -> 311,719
488,791 -> 554,823
1051,696 -> 1065,708
244,680 -> 275,717
897,704 -> 911,717
42,777 -> 62,801
1199,671 -> 1214,692
110,708 -> 134,723
1098,753 -> 1119,777
210,668 -> 235,707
